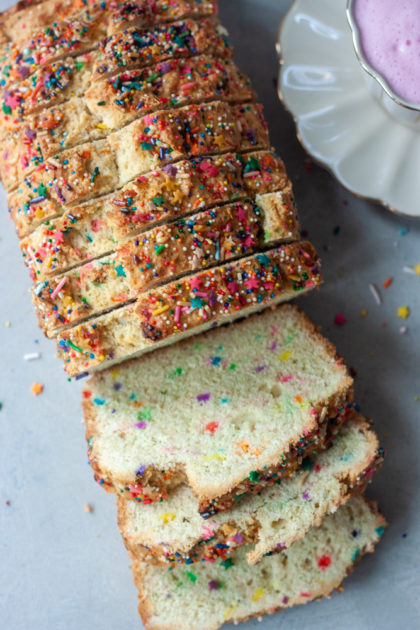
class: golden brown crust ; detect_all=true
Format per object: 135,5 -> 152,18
0,3 -> 220,97
0,53 -> 254,184
91,17 -> 229,81
85,54 -> 253,126
8,101 -> 270,233
0,2 -> 221,124
0,6 -> 107,94
58,241 -> 322,375
32,196 -> 299,337
20,150 -> 290,280
0,1 -> 218,44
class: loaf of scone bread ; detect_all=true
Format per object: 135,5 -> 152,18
0,0 -> 322,376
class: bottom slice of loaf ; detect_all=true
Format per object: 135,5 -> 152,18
130,496 -> 385,630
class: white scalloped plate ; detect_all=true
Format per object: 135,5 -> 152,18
277,0 -> 420,218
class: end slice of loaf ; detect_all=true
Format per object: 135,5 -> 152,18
0,7 -> 221,105
33,195 -> 300,337
0,1 -> 218,50
59,241 -> 321,375
130,496 -> 386,630
20,150 -> 290,279
82,304 -> 352,513
118,413 -> 383,566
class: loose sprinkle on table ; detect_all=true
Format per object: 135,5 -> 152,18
334,313 -> 347,326
369,283 -> 381,305
23,352 -> 41,361
383,277 -> 392,289
397,306 -> 410,320
30,382 -> 44,396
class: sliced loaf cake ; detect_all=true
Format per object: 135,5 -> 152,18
33,196 -> 300,336
2,0 -> 324,385
0,53 -> 255,173
0,1 -> 219,49
20,150 -> 291,278
4,99 -> 268,200
130,496 -> 386,630
118,413 -> 383,566
59,242 -> 321,375
0,2 -> 219,109
83,305 -> 352,513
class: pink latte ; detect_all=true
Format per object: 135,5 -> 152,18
353,0 -> 420,104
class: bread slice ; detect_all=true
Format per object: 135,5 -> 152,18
91,17 -> 230,82
82,305 -> 352,513
0,52 -> 254,185
0,4 -> 219,99
33,195 -> 300,336
118,413 -> 383,566
59,242 -> 322,375
1,52 -> 95,121
1,18 -> 232,189
8,100 -> 269,234
1,32 -> 234,131
86,52 -> 254,127
0,0 -> 218,49
21,150 -> 291,279
130,496 -> 386,630
0,3 -> 221,124
0,6 -> 106,95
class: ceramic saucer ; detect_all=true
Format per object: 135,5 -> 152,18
277,0 -> 420,218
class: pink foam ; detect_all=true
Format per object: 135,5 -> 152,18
354,0 -> 420,104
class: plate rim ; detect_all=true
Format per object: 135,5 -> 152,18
276,0 -> 420,220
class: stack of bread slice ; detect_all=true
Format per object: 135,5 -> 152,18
83,305 -> 385,629
0,1 -> 385,628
